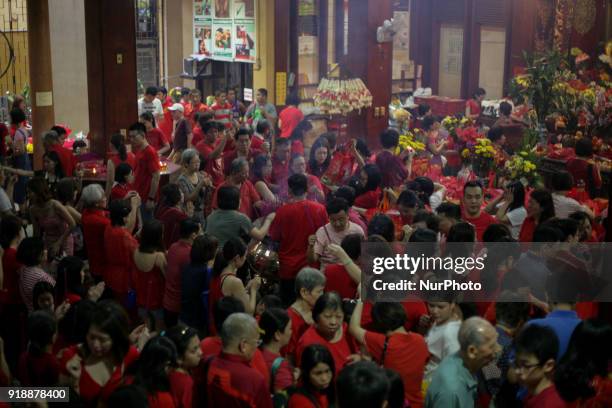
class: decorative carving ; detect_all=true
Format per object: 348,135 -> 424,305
574,0 -> 596,35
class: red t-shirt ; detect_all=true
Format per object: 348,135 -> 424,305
251,134 -> 265,150
364,331 -> 429,408
0,247 -> 23,305
195,140 -> 225,187
159,100 -> 174,142
146,128 -> 169,151
462,210 -> 496,241
261,348 -> 293,392
524,384 -> 566,408
324,264 -> 358,299
104,225 -> 138,295
519,216 -> 537,242
466,99 -> 481,117
272,158 -> 290,185
288,392 -> 329,408
109,151 -> 137,170
48,144 -> 77,176
284,307 -> 310,359
111,183 -> 135,201
269,200 -> 328,279
354,189 -> 381,209
168,369 -> 193,408
81,208 -> 111,277
163,241 -> 191,313
156,206 -> 189,249
291,140 -> 305,156
133,144 -> 161,201
192,126 -> 204,146
375,150 -> 408,189
279,106 -> 304,138
199,337 -> 270,389
212,180 -> 261,220
296,324 -> 357,375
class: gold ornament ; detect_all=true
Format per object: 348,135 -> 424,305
574,0 -> 596,35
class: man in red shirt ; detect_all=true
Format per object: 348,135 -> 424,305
269,174 -> 328,305
195,121 -> 230,187
211,89 -> 234,129
462,180 -> 495,241
271,138 -> 291,186
44,130 -> 77,177
194,313 -> 272,408
278,93 -> 304,138
211,157 -> 261,220
222,128 -> 264,175
80,184 -> 111,280
128,122 -> 161,219
185,89 -> 208,126
193,111 -> 214,146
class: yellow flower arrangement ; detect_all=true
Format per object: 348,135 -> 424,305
504,155 -> 537,180
514,75 -> 530,89
395,133 -> 425,155
474,138 -> 496,159
461,148 -> 471,159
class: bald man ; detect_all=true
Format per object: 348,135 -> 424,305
194,313 -> 272,408
425,316 -> 501,408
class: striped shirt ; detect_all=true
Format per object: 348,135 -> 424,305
211,103 -> 233,128
19,266 -> 56,311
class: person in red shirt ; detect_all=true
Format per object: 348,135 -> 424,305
259,308 -> 295,392
128,122 -> 161,219
350,302 -> 429,408
375,128 -> 413,189
155,183 -> 191,250
17,310 -> 61,387
111,163 -> 137,201
81,184 -> 112,280
284,268 -> 326,360
466,87 -> 486,122
519,189 -> 555,242
462,180 -> 496,241
566,138 -> 602,198
105,132 -> 137,199
288,344 -> 336,408
157,87 -> 175,143
125,335 -> 177,408
354,163 -> 382,209
192,111 -> 214,146
211,157 -> 262,220
104,199 -> 140,306
289,120 -> 313,156
323,234 -> 361,299
44,130 -> 77,177
272,138 -> 291,186
57,300 -> 140,406
252,119 -> 271,151
195,121 -> 230,187
295,292 -> 359,376
279,93 -> 304,138
162,219 -> 200,328
166,325 -> 202,408
269,174 -> 328,306
514,324 -> 566,408
223,128 -> 264,176
185,89 -> 208,125
193,313 -> 273,408
140,112 -> 171,156
210,90 -> 234,129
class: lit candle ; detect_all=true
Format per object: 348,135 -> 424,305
92,167 -> 97,175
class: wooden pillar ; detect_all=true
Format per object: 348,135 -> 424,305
26,0 -> 55,170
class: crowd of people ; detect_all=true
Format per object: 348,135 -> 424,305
0,86 -> 610,408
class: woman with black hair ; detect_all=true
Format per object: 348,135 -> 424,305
288,120 -> 312,156
466,87 -> 486,122
165,324 -> 202,408
295,292 -> 359,376
251,154 -> 281,207
208,237 -> 260,315
111,162 -> 136,201
485,180 -> 527,239
42,150 -> 65,193
133,220 -> 167,330
518,189 -> 555,242
354,164 -> 382,209
140,111 -> 171,156
105,132 -> 136,199
156,183 -> 192,249
567,137 -> 602,198
127,336 -> 177,408
554,319 -> 612,406
308,137 -> 331,178
288,344 -> 336,408
259,307 -> 295,393
28,177 -> 76,259
180,234 -> 218,334
405,176 -> 447,212
367,213 -> 396,243
17,310 -> 60,386
58,300 -> 140,406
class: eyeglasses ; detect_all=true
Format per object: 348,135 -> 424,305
510,360 -> 541,372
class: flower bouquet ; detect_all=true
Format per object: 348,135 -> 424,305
395,132 -> 426,156
500,153 -> 540,187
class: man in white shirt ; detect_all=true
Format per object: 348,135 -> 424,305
138,86 -> 164,122
551,171 -> 593,219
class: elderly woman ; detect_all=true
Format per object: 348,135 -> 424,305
286,154 -> 325,203
27,178 -> 76,259
295,291 -> 360,375
176,148 -> 211,224
285,267 -> 326,361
